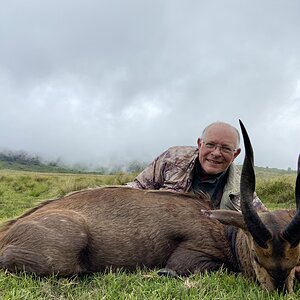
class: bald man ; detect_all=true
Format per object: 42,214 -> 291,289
128,121 -> 267,212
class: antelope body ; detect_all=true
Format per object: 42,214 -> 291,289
0,188 -> 234,276
0,120 -> 300,294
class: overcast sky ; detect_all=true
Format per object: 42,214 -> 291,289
1,0 -> 300,170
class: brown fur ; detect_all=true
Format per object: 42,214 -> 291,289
0,186 -> 299,293
207,209 -> 300,293
0,187 -> 232,276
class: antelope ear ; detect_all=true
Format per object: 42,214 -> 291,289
202,209 -> 247,230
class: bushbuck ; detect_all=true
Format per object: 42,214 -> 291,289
0,120 -> 299,293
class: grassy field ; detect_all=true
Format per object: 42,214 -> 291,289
0,169 -> 299,299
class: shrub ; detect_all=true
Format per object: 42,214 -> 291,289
256,176 -> 295,205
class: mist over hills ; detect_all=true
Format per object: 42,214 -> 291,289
0,150 -> 148,174
0,149 -> 296,176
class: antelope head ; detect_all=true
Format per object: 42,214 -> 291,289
239,120 -> 300,293
205,120 -> 300,293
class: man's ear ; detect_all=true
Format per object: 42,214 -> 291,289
197,138 -> 201,148
233,148 -> 241,159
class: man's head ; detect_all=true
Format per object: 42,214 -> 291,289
197,121 -> 241,175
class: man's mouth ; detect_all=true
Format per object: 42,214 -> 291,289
206,159 -> 222,165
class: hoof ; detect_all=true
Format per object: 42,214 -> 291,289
157,268 -> 177,277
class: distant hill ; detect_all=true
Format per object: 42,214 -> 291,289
0,151 -> 81,174
235,165 -> 296,179
0,151 -> 147,174
0,150 -> 296,176
252,165 -> 296,176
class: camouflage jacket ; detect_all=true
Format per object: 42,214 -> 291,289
127,146 -> 268,212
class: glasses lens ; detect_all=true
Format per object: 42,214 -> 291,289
204,142 -> 215,149
221,147 -> 233,154
203,142 -> 234,154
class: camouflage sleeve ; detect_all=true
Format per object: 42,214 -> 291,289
230,191 -> 269,212
126,179 -> 144,189
126,150 -> 168,190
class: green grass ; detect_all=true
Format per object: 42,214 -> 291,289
256,174 -> 297,210
0,169 -> 300,299
1,269 -> 298,300
0,170 -> 135,221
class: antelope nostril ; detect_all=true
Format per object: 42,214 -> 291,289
274,277 -> 289,294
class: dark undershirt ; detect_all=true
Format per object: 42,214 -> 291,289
191,159 -> 228,208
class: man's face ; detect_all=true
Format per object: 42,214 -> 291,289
198,124 -> 241,175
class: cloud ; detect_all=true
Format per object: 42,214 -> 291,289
1,0 -> 300,170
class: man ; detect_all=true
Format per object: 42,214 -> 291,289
128,121 -> 267,212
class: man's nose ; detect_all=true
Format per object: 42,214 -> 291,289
211,146 -> 222,154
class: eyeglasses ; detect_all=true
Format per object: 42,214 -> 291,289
202,141 -> 236,155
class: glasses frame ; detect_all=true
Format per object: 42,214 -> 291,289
201,141 -> 237,155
